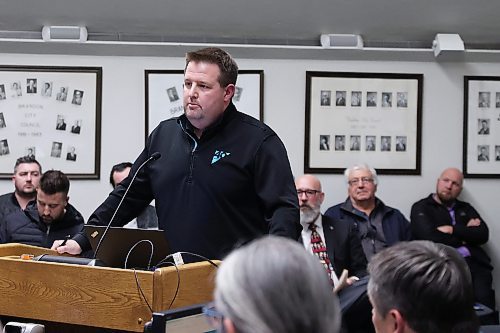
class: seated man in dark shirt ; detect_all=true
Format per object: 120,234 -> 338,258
411,167 -> 497,324
0,170 -> 84,248
325,163 -> 411,262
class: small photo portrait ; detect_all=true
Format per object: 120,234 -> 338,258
350,135 -> 361,151
11,81 -> 22,98
397,92 -> 408,108
335,91 -> 346,106
320,90 -> 331,106
319,135 -> 330,151
0,139 -> 10,156
495,145 -> 500,161
71,119 -> 82,134
478,119 -> 490,135
381,136 -> 392,151
56,86 -> 68,102
66,146 -> 77,161
41,81 -> 53,97
167,87 -> 180,102
381,92 -> 392,107
496,92 -> 500,108
26,78 -> 37,94
0,84 -> 6,100
56,115 -> 67,131
478,92 -> 490,108
395,136 -> 407,152
366,92 -> 377,107
365,136 -> 376,151
0,112 -> 6,128
72,90 -> 84,105
477,145 -> 489,162
351,91 -> 362,107
51,142 -> 62,158
25,146 -> 36,159
233,87 -> 243,102
334,135 -> 346,151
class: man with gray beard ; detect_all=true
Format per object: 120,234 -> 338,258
296,174 -> 367,288
296,174 -> 372,333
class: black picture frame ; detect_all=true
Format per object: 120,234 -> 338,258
0,65 -> 102,179
305,71 -> 423,175
463,76 -> 500,178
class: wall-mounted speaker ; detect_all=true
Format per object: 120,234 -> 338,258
41,26 -> 88,42
432,33 -> 464,57
320,34 -> 363,49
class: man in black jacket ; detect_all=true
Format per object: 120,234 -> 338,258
0,156 -> 42,227
0,170 -> 83,248
54,47 -> 299,261
411,167 -> 497,323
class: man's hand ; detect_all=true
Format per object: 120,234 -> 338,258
467,218 -> 481,227
51,239 -> 83,255
346,276 -> 360,286
437,225 -> 453,234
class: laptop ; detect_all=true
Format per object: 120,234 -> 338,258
84,225 -> 170,270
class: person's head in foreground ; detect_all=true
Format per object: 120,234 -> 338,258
212,236 -> 341,333
367,240 -> 479,333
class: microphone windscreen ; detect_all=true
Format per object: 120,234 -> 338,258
150,152 -> 161,160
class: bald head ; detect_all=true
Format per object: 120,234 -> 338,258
295,174 -> 322,192
436,168 -> 463,205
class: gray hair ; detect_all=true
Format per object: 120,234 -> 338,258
368,240 -> 479,333
344,163 -> 378,186
215,236 -> 341,333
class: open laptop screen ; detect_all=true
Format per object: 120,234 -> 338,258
84,225 -> 170,269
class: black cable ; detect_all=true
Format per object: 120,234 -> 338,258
154,252 -> 218,310
155,261 -> 181,310
156,251 -> 219,269
124,239 -> 154,270
132,268 -> 153,314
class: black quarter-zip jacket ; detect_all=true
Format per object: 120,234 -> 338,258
78,103 -> 300,260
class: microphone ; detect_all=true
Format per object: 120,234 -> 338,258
93,152 -> 162,261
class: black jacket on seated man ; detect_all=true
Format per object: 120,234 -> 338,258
0,200 -> 84,248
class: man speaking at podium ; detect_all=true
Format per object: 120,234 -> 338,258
53,47 -> 299,261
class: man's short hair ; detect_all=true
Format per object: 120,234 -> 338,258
109,162 -> 132,187
185,47 -> 239,88
39,170 -> 69,195
344,163 -> 379,186
14,156 -> 42,174
367,240 -> 479,333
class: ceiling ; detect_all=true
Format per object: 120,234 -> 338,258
0,0 -> 499,61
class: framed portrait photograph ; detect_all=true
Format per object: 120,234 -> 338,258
463,76 -> 500,178
145,69 -> 264,138
304,71 -> 423,174
0,66 -> 102,179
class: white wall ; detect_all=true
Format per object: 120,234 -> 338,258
0,52 -> 499,305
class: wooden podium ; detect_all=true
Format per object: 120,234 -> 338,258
0,244 -> 217,332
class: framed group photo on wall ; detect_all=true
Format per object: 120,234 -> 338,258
145,69 -> 264,138
463,76 -> 500,178
0,66 -> 102,179
304,71 -> 423,175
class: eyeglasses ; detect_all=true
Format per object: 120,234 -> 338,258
348,177 -> 374,186
202,303 -> 224,329
297,189 -> 321,197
